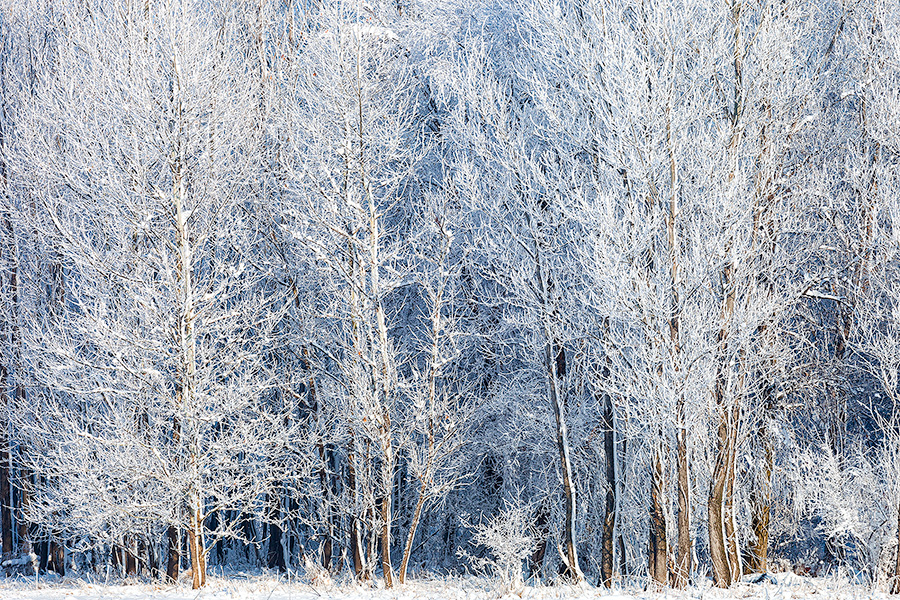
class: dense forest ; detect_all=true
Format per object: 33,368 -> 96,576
1,0 -> 899,592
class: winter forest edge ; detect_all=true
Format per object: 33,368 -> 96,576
1,0 -> 900,595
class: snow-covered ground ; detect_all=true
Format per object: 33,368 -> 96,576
0,573 -> 889,600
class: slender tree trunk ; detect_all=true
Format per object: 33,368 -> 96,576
379,448 -> 394,588
893,503 -> 900,595
546,341 -> 582,582
316,441 -> 333,571
710,231 -> 738,588
16,467 -> 29,555
709,414 -> 732,587
0,368 -> 12,557
399,478 -> 426,584
725,403 -> 740,579
648,445 -> 667,587
599,385 -> 616,588
675,396 -> 691,587
267,493 -> 286,572
347,440 -> 367,580
617,427 -> 628,580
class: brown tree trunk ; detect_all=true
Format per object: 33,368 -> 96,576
529,502 -> 550,578
648,446 -> 667,587
599,385 -> 616,588
399,479 -> 427,584
379,455 -> 394,588
747,408 -> 772,574
187,503 -> 205,589
709,395 -> 740,587
709,415 -> 732,587
16,468 -> 30,555
166,526 -> 180,582
675,413 -> 690,587
125,538 -> 137,575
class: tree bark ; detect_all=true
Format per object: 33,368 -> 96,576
675,397 -> 691,587
599,385 -> 616,588
709,414 -> 732,587
893,502 -> 900,595
267,493 -> 286,572
398,477 -> 427,584
166,526 -> 180,582
379,451 -> 394,588
0,367 -> 12,557
747,407 -> 772,574
547,341 -> 583,582
187,500 -> 206,589
648,446 -> 667,587
347,439 -> 368,580
529,502 -> 550,579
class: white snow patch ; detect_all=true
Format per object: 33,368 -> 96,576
0,573 -> 892,600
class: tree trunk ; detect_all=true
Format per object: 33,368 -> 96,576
316,442 -> 333,571
187,501 -> 206,589
16,468 -> 30,555
347,440 -> 368,580
529,502 -> 550,579
893,502 -> 900,595
709,418 -> 732,587
267,493 -> 286,572
380,453 -> 394,588
0,371 -> 12,557
648,446 -> 667,587
166,526 -> 180,583
675,396 -> 691,588
748,409 -> 772,574
599,386 -> 616,588
547,341 -> 583,582
399,478 -> 427,584
709,396 -> 740,587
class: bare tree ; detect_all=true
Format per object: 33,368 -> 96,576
4,0 -> 291,587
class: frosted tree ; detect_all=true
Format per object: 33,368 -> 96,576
277,0 -> 426,585
4,0 -> 291,587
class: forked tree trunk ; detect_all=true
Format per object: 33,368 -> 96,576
709,397 -> 740,587
187,500 -> 206,589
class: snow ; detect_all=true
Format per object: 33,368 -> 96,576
0,554 -> 37,567
0,574 -> 892,600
